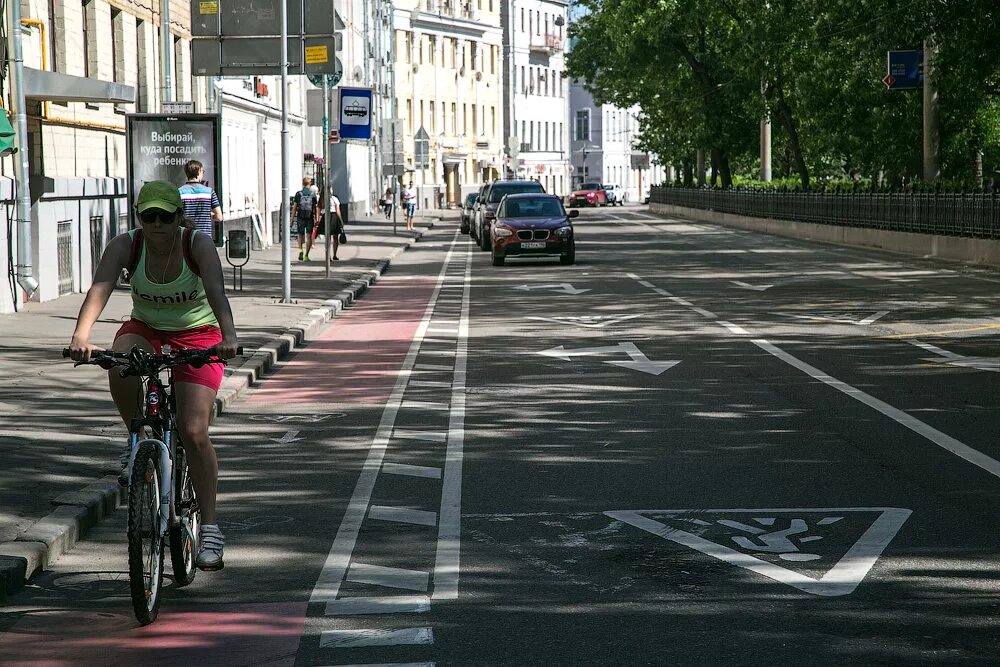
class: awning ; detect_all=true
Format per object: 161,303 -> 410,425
22,68 -> 136,104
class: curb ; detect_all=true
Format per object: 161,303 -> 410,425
0,224 -> 431,603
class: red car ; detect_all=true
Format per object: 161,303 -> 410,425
568,182 -> 607,207
490,193 -> 578,266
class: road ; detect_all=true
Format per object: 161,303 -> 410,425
2,206 -> 999,665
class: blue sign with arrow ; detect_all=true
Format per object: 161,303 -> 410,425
884,50 -> 923,90
338,87 -> 372,140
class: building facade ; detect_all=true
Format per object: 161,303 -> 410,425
569,82 -> 668,202
1,0 -> 319,313
391,0 -> 505,210
501,0 -> 569,197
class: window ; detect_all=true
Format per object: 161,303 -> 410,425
520,66 -> 525,93
544,121 -> 549,151
536,10 -> 541,34
462,104 -> 467,134
470,40 -> 478,71
420,100 -> 425,128
48,0 -> 58,72
490,45 -> 495,74
450,102 -> 457,134
135,19 -> 145,112
407,99 -> 413,133
430,101 -> 436,132
404,31 -> 413,63
575,109 -> 590,142
520,8 -> 524,31
429,36 -> 436,65
521,120 -> 526,145
111,9 -> 121,82
472,105 -> 478,134
528,11 -> 532,36
491,106 -> 496,136
82,0 -> 92,77
529,121 -> 534,150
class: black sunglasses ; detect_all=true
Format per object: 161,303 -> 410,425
138,209 -> 177,225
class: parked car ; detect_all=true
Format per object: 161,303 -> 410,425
490,193 -> 578,266
474,179 -> 546,251
460,192 -> 478,233
603,183 -> 625,206
468,183 -> 491,241
569,182 -> 607,207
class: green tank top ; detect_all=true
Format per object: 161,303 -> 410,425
128,228 -> 218,331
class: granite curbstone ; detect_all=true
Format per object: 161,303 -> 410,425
14,504 -> 93,567
0,542 -> 47,596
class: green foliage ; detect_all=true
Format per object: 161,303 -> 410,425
567,0 -> 1000,187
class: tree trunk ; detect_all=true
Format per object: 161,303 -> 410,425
767,68 -> 809,189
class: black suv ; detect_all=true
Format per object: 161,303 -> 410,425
474,179 -> 546,251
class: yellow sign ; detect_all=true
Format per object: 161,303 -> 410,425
199,1 -> 218,14
304,46 -> 329,65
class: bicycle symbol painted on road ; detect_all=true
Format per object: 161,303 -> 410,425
249,413 -> 346,423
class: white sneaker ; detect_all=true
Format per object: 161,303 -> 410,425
196,524 -> 225,571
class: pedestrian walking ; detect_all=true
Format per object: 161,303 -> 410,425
329,189 -> 344,260
292,177 -> 319,262
179,160 -> 223,242
402,182 -> 417,231
382,187 -> 394,219
67,180 -> 238,571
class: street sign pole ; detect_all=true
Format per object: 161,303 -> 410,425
389,7 -> 398,236
323,77 -> 331,278
280,0 -> 291,303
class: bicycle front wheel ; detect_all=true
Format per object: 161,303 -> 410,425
127,442 -> 165,625
169,444 -> 199,587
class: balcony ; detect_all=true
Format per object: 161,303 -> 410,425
528,33 -> 563,55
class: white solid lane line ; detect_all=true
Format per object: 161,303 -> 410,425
627,272 -> 1000,481
347,563 -> 431,592
755,338 -> 1000,479
308,234 -> 460,604
433,241 -> 472,601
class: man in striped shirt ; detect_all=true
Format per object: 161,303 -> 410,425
179,160 -> 223,243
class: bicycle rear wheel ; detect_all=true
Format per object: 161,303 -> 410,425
169,444 -> 199,587
127,442 -> 165,625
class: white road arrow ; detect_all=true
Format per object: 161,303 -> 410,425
513,283 -> 590,295
269,430 -> 306,444
538,342 -> 680,375
731,280 -> 774,291
911,341 -> 1000,372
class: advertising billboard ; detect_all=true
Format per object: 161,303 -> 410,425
125,114 -> 223,231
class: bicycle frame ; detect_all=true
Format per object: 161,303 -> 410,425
126,373 -> 180,539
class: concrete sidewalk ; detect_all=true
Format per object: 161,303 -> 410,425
0,210 -> 459,601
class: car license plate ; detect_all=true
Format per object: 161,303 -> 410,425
521,241 -> 545,249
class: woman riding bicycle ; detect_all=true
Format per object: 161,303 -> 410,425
68,180 -> 238,571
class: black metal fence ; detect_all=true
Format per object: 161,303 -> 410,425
650,186 -> 1000,239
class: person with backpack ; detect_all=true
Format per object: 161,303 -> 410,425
67,180 -> 238,572
292,177 -> 319,261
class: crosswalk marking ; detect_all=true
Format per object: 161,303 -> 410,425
393,429 -> 447,443
369,505 -> 438,527
400,400 -> 450,411
319,627 -> 434,649
382,462 -> 442,479
347,563 -> 430,591
325,596 -> 431,616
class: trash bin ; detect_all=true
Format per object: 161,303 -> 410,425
227,229 -> 249,260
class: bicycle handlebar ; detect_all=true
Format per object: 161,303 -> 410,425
63,345 -> 244,372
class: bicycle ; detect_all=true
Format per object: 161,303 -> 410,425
63,344 -> 240,625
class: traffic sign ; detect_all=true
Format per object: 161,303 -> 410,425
885,50 -> 922,90
338,87 -> 372,140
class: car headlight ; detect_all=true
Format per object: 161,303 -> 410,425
494,225 -> 513,238
554,226 -> 572,238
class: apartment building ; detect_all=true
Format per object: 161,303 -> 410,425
569,82 -> 668,202
501,0 -> 569,197
393,0 -> 505,209
1,0 -> 313,312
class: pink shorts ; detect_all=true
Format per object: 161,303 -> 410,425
114,320 -> 224,391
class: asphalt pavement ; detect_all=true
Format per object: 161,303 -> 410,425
2,205 -> 999,665
0,211 -> 453,598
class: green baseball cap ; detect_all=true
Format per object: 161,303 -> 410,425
136,180 -> 183,214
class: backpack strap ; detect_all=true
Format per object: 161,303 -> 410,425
126,228 -> 144,278
182,227 -> 201,277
